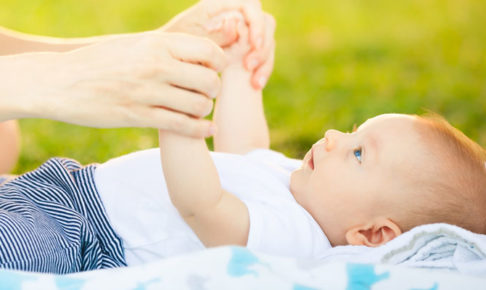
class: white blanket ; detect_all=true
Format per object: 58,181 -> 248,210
1,223 -> 485,289
317,223 -> 486,276
1,246 -> 485,290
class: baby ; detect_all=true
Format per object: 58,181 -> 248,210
155,16 -> 486,258
291,113 -> 486,246
1,11 -> 485,274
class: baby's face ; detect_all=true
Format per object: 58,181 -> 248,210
290,114 -> 426,245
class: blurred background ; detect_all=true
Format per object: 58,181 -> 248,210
1,0 -> 485,173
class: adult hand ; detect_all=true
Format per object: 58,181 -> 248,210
248,12 -> 276,89
1,31 -> 227,137
162,0 -> 274,90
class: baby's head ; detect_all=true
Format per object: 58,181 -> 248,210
290,113 -> 486,247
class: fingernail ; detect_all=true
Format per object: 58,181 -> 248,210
208,124 -> 217,136
257,76 -> 267,88
210,88 -> 219,99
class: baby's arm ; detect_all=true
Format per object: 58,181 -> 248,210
158,132 -> 249,247
158,14 -> 274,248
158,19 -> 254,244
213,13 -> 275,154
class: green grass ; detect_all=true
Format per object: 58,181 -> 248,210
1,0 -> 485,173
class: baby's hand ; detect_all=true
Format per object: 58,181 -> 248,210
221,12 -> 275,87
218,12 -> 252,67
164,1 -> 275,89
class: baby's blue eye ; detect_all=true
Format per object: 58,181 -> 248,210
354,148 -> 362,163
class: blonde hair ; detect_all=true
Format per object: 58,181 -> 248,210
398,113 -> 486,234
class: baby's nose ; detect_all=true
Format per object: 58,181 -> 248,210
323,129 -> 344,151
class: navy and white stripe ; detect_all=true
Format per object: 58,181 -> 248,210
0,158 -> 126,273
0,175 -> 14,186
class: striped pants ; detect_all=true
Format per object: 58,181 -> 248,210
0,158 -> 126,273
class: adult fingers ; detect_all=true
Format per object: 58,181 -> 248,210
240,2 -> 266,49
138,106 -> 215,138
165,60 -> 222,100
251,42 -> 275,89
165,33 -> 227,72
247,14 -> 276,89
245,13 -> 275,68
138,86 -> 214,118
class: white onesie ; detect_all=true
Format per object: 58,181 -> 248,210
94,148 -> 331,265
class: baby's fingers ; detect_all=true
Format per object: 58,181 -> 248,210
206,12 -> 242,47
206,0 -> 265,50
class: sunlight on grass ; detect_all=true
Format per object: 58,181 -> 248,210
1,0 -> 484,172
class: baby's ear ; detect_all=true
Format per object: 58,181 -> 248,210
345,218 -> 402,247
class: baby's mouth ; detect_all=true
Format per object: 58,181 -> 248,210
308,148 -> 315,170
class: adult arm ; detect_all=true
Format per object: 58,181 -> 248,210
1,0 -> 271,89
0,26 -> 117,56
0,31 -> 226,137
0,1 -> 268,136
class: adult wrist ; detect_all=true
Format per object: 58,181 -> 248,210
0,52 -> 58,121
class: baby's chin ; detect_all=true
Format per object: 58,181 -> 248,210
289,168 -> 305,197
